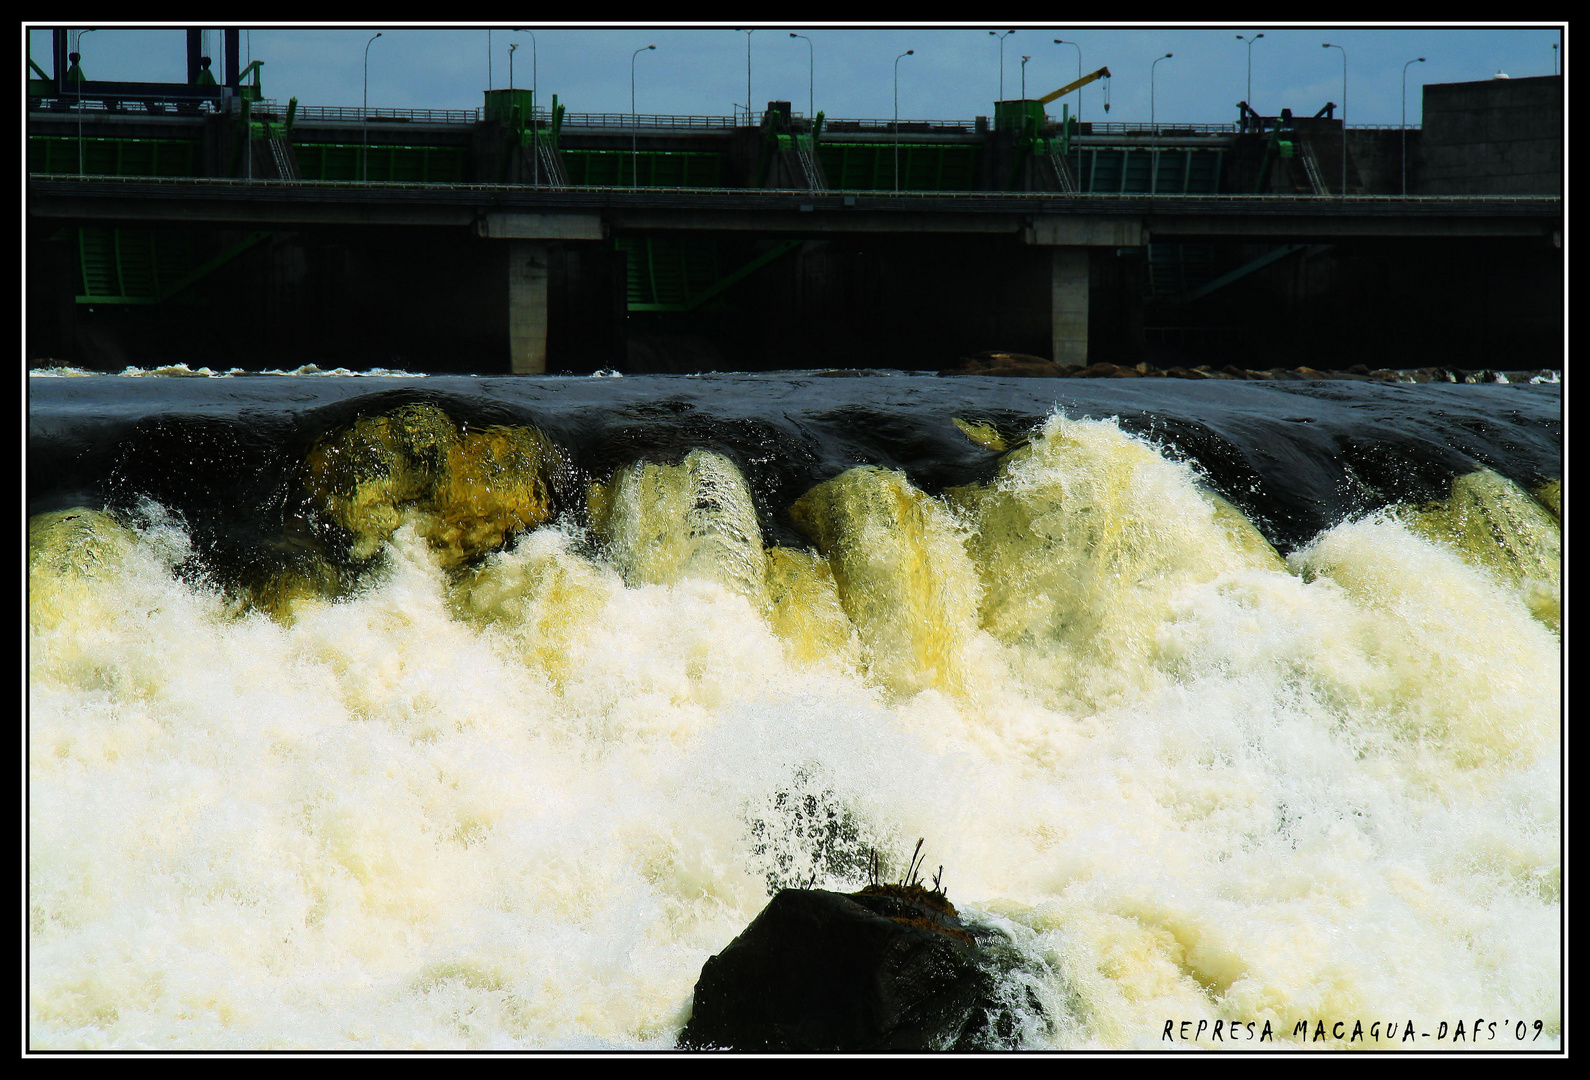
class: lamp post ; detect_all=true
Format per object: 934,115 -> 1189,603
515,30 -> 538,186
736,28 -> 754,123
74,29 -> 96,176
363,32 -> 382,182
1053,39 -> 1082,126
1151,52 -> 1172,136
1323,43 -> 1346,197
894,49 -> 914,192
632,44 -> 655,188
508,42 -> 517,91
790,33 -> 813,122
1235,33 -> 1263,120
1402,57 -> 1425,196
989,30 -> 1014,99
487,29 -> 492,90
1020,55 -> 1031,100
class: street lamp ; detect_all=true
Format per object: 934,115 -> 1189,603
1054,39 -> 1082,126
1151,52 -> 1172,136
1235,33 -> 1263,121
508,42 -> 518,91
735,28 -> 754,124
1020,55 -> 1031,100
790,33 -> 813,122
363,32 -> 382,182
515,30 -> 538,186
1323,43 -> 1346,197
1402,57 -> 1425,196
632,44 -> 655,188
894,49 -> 914,192
74,29 -> 97,176
989,30 -> 1014,100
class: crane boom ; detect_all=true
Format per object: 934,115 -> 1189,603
1038,66 -> 1110,106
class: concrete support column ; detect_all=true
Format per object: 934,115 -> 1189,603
1051,246 -> 1089,368
507,240 -> 549,374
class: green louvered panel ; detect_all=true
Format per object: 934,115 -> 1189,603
816,142 -> 981,191
293,143 -> 467,182
563,151 -> 725,187
29,136 -> 197,176
75,227 -> 196,301
616,237 -> 723,309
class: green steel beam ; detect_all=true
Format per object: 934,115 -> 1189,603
76,229 -> 271,305
681,239 -> 800,312
1179,243 -> 1309,303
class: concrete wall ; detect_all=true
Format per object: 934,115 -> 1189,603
1420,75 -> 1561,195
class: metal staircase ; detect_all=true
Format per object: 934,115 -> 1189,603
794,140 -> 825,191
1299,142 -> 1329,195
536,140 -> 569,187
266,136 -> 298,181
1048,151 -> 1078,193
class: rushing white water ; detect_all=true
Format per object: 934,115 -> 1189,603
28,413 -> 1561,1050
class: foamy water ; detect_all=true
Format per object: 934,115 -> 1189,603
28,413 -> 1561,1050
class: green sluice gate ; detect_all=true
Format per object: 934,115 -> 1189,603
562,151 -> 725,188
29,136 -> 197,177
815,142 -> 979,191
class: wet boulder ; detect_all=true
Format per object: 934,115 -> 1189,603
938,351 -> 1066,377
678,884 -> 994,1052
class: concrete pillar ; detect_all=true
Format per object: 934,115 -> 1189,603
507,240 -> 549,374
1051,247 -> 1089,367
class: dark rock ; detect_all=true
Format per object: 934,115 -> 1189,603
1220,365 -> 1251,379
678,885 -> 998,1051
1346,364 -> 1372,375
938,351 -> 1066,378
1074,363 -> 1122,378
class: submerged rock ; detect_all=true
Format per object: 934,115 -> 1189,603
301,403 -> 563,569
679,884 -> 998,1052
938,352 -> 1065,377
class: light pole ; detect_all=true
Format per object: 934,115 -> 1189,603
632,44 -> 655,188
1151,52 -> 1172,136
1020,55 -> 1031,100
790,33 -> 813,122
736,28 -> 754,123
1401,57 -> 1425,196
74,29 -> 97,176
1054,39 -> 1082,126
515,30 -> 538,186
894,49 -> 914,192
487,29 -> 492,90
1323,43 -> 1346,197
1236,33 -> 1263,124
989,30 -> 1014,99
508,42 -> 517,91
363,32 -> 382,182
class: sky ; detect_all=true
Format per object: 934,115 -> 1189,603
26,23 -> 1564,128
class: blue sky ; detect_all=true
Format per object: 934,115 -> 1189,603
28,23 -> 1564,128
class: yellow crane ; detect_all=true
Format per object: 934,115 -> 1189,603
1038,66 -> 1110,109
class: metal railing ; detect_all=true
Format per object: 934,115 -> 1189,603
559,111 -> 741,129
293,105 -> 481,123
28,94 -> 224,115
28,173 -> 1562,210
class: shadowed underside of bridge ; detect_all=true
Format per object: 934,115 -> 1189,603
26,175 -> 1563,375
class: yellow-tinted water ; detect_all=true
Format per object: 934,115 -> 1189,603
28,414 -> 1561,1050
